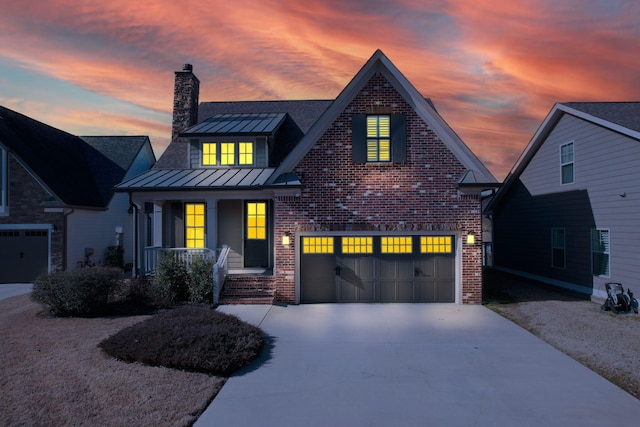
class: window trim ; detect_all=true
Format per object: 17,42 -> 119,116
551,228 -> 566,269
352,114 -> 406,164
560,141 -> 574,185
591,228 -> 610,278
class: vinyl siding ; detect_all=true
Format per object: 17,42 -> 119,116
495,113 -> 640,295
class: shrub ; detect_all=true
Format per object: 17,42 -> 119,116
153,252 -> 189,306
32,267 -> 122,317
104,245 -> 124,269
99,305 -> 265,375
189,257 -> 214,303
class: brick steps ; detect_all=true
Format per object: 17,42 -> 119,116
219,275 -> 277,305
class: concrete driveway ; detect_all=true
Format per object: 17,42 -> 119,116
197,303 -> 640,427
0,283 -> 32,301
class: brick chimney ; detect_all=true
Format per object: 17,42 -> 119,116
171,64 -> 200,141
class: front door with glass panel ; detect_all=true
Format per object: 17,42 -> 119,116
244,201 -> 269,267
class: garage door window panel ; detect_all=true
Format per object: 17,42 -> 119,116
302,237 -> 334,254
421,236 -> 453,253
381,236 -> 412,254
341,236 -> 373,254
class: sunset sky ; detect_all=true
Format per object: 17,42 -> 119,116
1,0 -> 638,180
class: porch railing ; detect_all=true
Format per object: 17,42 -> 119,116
213,245 -> 230,305
144,246 -> 216,276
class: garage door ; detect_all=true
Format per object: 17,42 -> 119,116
0,229 -> 49,283
300,235 -> 455,303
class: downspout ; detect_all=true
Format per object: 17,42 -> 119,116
63,208 -> 74,271
128,193 -> 140,277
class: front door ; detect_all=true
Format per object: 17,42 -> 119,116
244,201 -> 269,267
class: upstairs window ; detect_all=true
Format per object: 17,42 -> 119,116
201,141 -> 254,167
352,114 -> 406,163
560,142 -> 574,184
367,115 -> 391,162
202,143 -> 217,166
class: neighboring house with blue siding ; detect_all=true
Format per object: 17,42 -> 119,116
487,102 -> 640,300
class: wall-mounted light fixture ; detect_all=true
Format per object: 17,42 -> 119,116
282,231 -> 291,246
466,231 -> 476,245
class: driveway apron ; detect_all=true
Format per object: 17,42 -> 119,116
197,304 -> 640,427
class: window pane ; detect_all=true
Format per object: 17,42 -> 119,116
342,237 -> 373,254
239,142 -> 254,165
561,143 -> 573,163
303,237 -> 334,254
247,202 -> 266,240
221,143 -> 235,165
591,229 -> 610,276
378,116 -> 390,137
421,236 -> 452,253
185,203 -> 205,248
561,164 -> 574,184
381,236 -> 412,253
202,143 -> 217,165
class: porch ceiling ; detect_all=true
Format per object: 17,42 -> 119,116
115,168 -> 276,191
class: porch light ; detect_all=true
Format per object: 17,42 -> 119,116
466,231 -> 476,245
282,232 -> 291,246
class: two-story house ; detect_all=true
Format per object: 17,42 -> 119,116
0,106 -> 156,282
487,102 -> 640,301
117,50 -> 497,304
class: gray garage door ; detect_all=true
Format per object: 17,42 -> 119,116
0,229 -> 49,283
300,235 -> 455,303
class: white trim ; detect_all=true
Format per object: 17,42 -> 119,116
591,228 -> 611,278
0,146 -> 7,215
559,141 -> 575,185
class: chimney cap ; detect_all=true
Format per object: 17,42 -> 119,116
182,64 -> 193,72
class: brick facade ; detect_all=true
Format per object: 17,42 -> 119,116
273,73 -> 483,304
0,155 -> 65,271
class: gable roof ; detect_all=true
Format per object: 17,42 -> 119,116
269,49 -> 496,186
487,102 -> 640,212
0,105 -> 149,208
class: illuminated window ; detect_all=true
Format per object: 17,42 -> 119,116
239,142 -> 254,165
302,237 -> 334,254
381,236 -> 412,253
560,142 -> 574,184
220,142 -> 235,165
342,237 -> 373,254
202,143 -> 217,166
367,115 -> 391,162
246,202 -> 266,240
421,236 -> 453,253
185,203 -> 205,248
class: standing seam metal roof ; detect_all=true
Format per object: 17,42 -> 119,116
181,112 -> 287,135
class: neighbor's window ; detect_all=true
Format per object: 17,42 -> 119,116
185,203 -> 205,248
239,142 -> 254,165
421,236 -> 453,253
551,228 -> 566,269
591,229 -> 610,277
202,143 -> 217,166
302,237 -> 334,254
560,142 -> 574,184
381,236 -> 412,253
367,115 -> 391,162
342,237 -> 373,254
0,146 -> 6,214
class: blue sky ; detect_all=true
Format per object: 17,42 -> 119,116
1,0 -> 638,179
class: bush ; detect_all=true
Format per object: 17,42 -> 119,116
99,305 -> 265,375
32,267 -> 122,317
153,252 -> 190,306
104,245 -> 124,269
189,257 -> 214,303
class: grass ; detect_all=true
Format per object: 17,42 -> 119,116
99,304 -> 266,376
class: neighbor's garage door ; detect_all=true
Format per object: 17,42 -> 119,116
300,235 -> 455,303
0,229 -> 49,283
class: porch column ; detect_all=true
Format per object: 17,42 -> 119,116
206,200 -> 217,250
153,202 -> 163,246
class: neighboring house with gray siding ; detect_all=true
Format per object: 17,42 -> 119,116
487,102 -> 640,300
117,50 -> 497,305
0,106 -> 156,282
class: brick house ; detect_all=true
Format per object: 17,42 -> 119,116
117,50 -> 497,304
0,106 -> 155,282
